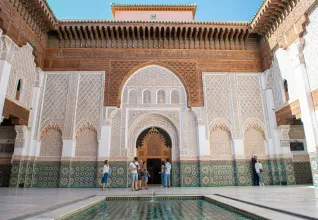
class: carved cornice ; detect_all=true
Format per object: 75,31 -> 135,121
258,0 -> 316,70
51,23 -> 251,50
276,100 -> 301,126
111,3 -> 198,19
7,0 -> 58,31
0,0 -> 48,66
2,98 -> 30,126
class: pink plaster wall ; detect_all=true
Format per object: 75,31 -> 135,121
115,11 -> 194,21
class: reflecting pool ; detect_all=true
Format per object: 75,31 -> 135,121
72,199 -> 252,220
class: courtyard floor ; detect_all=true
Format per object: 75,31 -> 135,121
0,185 -> 317,220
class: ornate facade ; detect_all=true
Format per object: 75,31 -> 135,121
0,0 -> 317,188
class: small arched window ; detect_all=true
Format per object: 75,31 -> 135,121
15,79 -> 22,101
157,90 -> 166,104
171,90 -> 180,104
143,90 -> 151,104
128,89 -> 137,104
283,80 -> 289,101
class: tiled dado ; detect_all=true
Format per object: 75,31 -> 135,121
0,164 -> 12,187
309,152 -> 318,187
294,162 -> 313,185
8,158 -> 299,188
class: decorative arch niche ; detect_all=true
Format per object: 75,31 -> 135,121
243,121 -> 266,159
209,123 -> 233,160
128,113 -> 179,159
75,122 -> 98,159
39,122 -> 63,157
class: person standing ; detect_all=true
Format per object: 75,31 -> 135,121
143,161 -> 150,190
251,152 -> 259,186
129,157 -> 138,191
165,158 -> 171,188
160,160 -> 165,187
138,159 -> 143,190
255,160 -> 265,186
101,160 -> 110,190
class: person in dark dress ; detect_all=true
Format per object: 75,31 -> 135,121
252,152 -> 259,186
148,163 -> 154,184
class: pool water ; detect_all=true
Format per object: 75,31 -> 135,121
72,199 -> 252,220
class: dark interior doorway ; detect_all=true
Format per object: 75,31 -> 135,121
147,159 -> 161,185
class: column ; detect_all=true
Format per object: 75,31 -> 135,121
0,30 -> 18,119
262,70 -> 282,156
198,124 -> 210,187
97,120 -> 111,184
22,68 -> 45,160
277,125 -> 296,185
290,38 -> 318,187
98,125 -> 111,159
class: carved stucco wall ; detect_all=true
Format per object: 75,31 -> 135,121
75,73 -> 104,139
244,127 -> 266,158
203,72 -> 268,158
39,73 -> 69,133
40,129 -> 63,158
110,109 -> 122,157
269,57 -> 284,109
109,65 -> 196,159
6,44 -> 36,108
122,65 -> 186,106
304,3 -> 318,91
37,72 -> 104,159
75,129 -> 98,159
210,127 -> 232,160
181,109 -> 198,156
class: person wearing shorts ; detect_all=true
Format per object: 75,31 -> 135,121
129,157 -> 138,191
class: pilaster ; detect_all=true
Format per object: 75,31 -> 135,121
262,69 -> 281,156
289,38 -> 318,186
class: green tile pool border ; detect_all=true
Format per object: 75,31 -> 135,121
57,196 -> 267,220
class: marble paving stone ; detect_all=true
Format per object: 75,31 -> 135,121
0,186 -> 317,220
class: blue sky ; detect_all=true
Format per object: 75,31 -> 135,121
46,0 -> 263,21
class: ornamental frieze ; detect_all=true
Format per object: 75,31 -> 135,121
45,48 -> 261,61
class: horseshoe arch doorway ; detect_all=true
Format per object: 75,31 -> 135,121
136,127 -> 172,185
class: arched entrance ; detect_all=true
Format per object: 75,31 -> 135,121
136,127 -> 172,184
